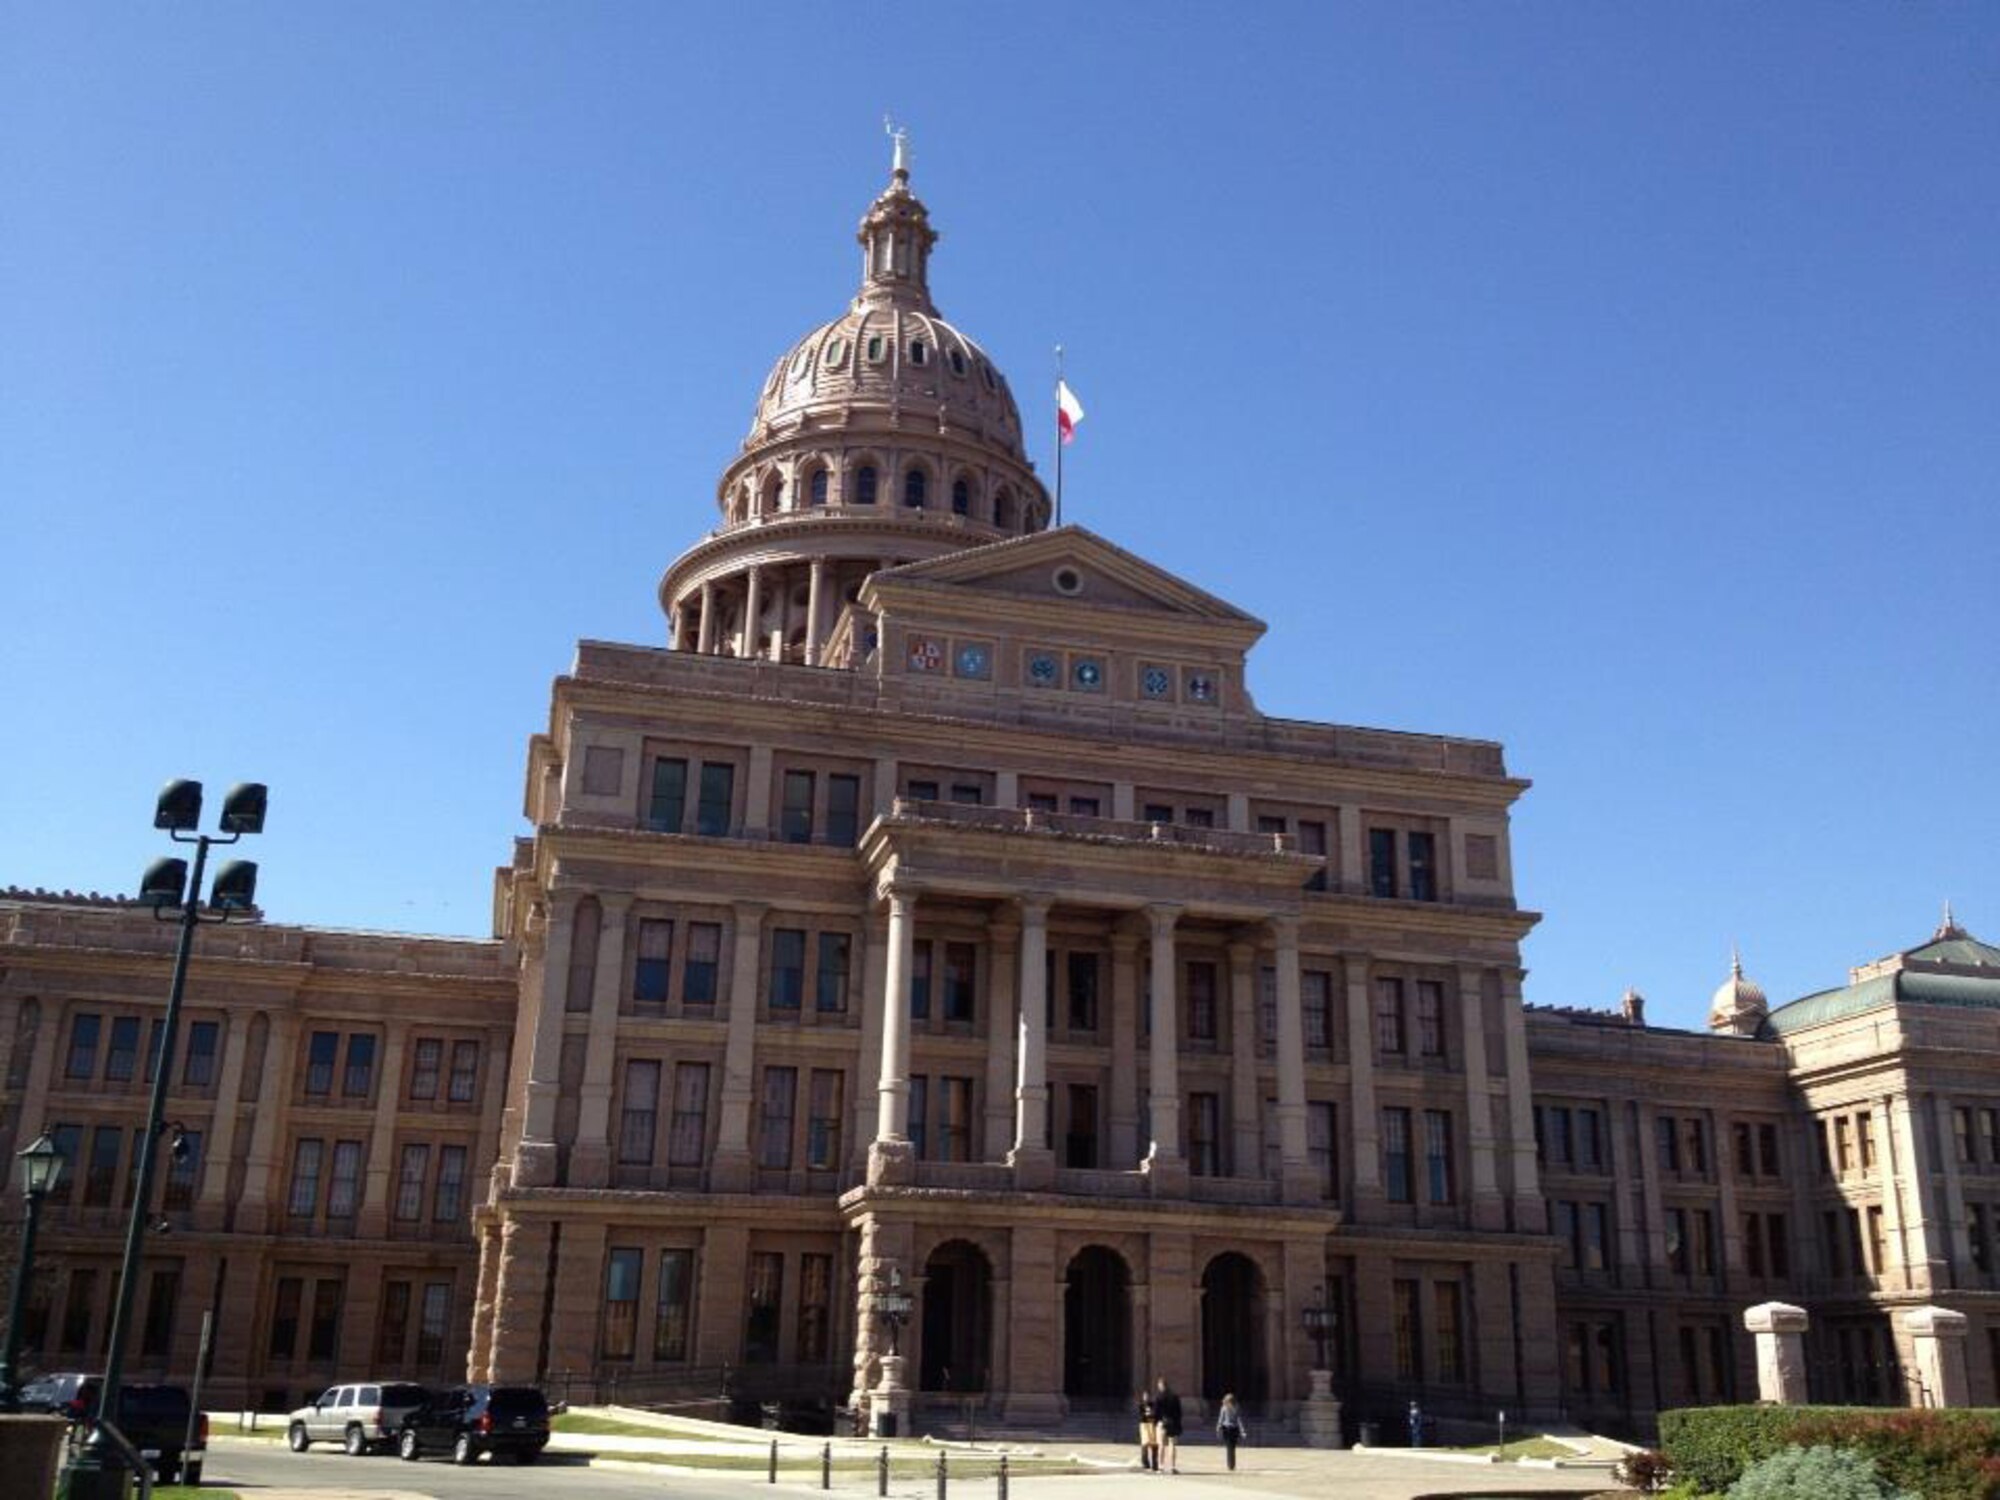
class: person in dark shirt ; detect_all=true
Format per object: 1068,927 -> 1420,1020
1153,1377 -> 1183,1474
1136,1389 -> 1158,1471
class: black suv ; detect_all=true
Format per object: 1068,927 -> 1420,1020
16,1375 -> 205,1484
397,1384 -> 550,1465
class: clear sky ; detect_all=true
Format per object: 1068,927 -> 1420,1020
4,5 -> 1995,1030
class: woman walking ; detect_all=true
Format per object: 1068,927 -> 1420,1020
1215,1393 -> 1247,1471
1136,1389 -> 1159,1471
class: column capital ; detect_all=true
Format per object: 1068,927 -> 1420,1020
878,878 -> 923,911
1143,903 -> 1182,936
1016,892 -> 1054,924
1267,913 -> 1302,946
1225,933 -> 1259,964
733,899 -> 770,925
598,890 -> 636,920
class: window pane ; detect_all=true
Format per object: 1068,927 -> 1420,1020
409,1038 -> 443,1100
433,1145 -> 467,1222
683,923 -> 721,1005
669,1063 -> 710,1166
66,1015 -> 101,1079
105,1017 -> 139,1082
769,929 -> 806,1010
648,758 -> 688,832
603,1248 -> 642,1361
697,763 -> 735,836
744,1252 -> 783,1363
655,1250 -> 693,1361
759,1068 -> 796,1169
620,1060 -> 661,1165
447,1040 -> 479,1102
181,1020 -> 221,1086
781,770 -> 815,844
343,1034 -> 376,1097
395,1144 -> 430,1221
826,774 -> 860,847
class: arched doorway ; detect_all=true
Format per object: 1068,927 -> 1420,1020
920,1240 -> 992,1393
1200,1252 -> 1267,1405
1063,1246 -> 1132,1402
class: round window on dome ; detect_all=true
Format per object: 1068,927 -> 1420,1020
866,335 -> 885,364
949,349 -> 967,377
825,337 -> 848,368
1052,566 -> 1084,596
910,339 -> 928,366
979,360 -> 997,391
790,348 -> 811,381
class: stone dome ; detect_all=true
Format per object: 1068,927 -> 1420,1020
1708,950 -> 1768,1035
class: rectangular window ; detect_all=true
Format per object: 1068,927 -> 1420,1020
376,1281 -> 411,1367
825,774 -> 861,848
1185,807 -> 1215,828
1186,962 -> 1218,1041
1189,1092 -> 1222,1177
815,932 -> 851,1013
288,1138 -> 323,1218
745,1252 -> 783,1363
342,1034 -> 376,1098
655,1249 -> 693,1361
162,1129 -> 201,1211
1857,1111 -> 1877,1172
65,1014 -> 102,1080
1024,791 -> 1056,812
1658,1115 -> 1682,1173
308,1278 -> 343,1361
140,1269 -> 178,1359
1408,831 -> 1437,901
669,1063 -> 711,1166
105,1016 -> 140,1082
603,1247 -> 642,1360
1970,1203 -> 1992,1275
47,1124 -> 81,1205
1734,1121 -> 1755,1176
620,1059 -> 662,1165
1068,952 -> 1101,1032
1369,827 -> 1398,898
909,779 -> 942,803
907,1075 -> 929,1160
144,1019 -> 165,1084
759,1067 -> 797,1169
410,1038 -> 443,1101
1067,795 -> 1099,817
1259,967 -> 1277,1045
183,1020 -> 220,1088
683,923 -> 721,1005
1692,1210 -> 1715,1275
952,782 -> 985,806
807,1069 -> 843,1169
1666,1207 -> 1689,1274
1768,1212 -> 1791,1278
1299,818 -> 1329,889
326,1140 -> 363,1220
1374,978 -> 1406,1055
1415,980 -> 1446,1058
1866,1205 -> 1886,1274
1383,1107 -> 1413,1203
1392,1278 -> 1421,1380
1144,803 -> 1175,824
942,942 -> 977,1024
1754,1121 -> 1779,1177
1834,1116 -> 1852,1174
1302,971 -> 1332,1049
1983,1109 -> 2000,1165
1309,1101 -> 1338,1198
797,1252 -> 832,1364
1434,1281 -> 1465,1381
1745,1212 -> 1766,1277
909,944 -> 932,1019
1066,1083 -> 1099,1168
58,1269 -> 96,1352
1686,1117 -> 1709,1175
781,769 -> 815,844
416,1283 -> 449,1367
696,762 -> 735,836
648,757 -> 688,832
634,919 -> 674,1008
83,1125 -> 122,1207
1554,1200 -> 1578,1267
444,1048 -> 474,1104
269,1277 -> 301,1360
939,1076 -> 973,1162
1424,1109 -> 1455,1203
769,929 -> 806,1011
1583,1201 -> 1609,1270
434,1145 -> 467,1222
394,1143 -> 430,1221
1578,1108 -> 1603,1170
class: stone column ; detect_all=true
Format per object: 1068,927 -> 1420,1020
696,580 -> 716,654
868,883 -> 919,1185
1744,1302 -> 1810,1405
1458,965 -> 1503,1229
1109,918 -> 1142,1168
1272,917 -> 1313,1202
489,1215 -> 555,1384
1342,955 -> 1382,1215
356,1024 -> 410,1235
741,566 -> 763,658
1905,1305 -> 1971,1408
570,892 -> 634,1187
669,603 -> 688,651
850,910 -> 889,1173
710,901 -> 768,1190
805,558 -> 826,665
1143,905 -> 1187,1194
983,911 -> 1020,1162
1226,936 -> 1260,1179
514,894 -> 576,1187
234,1009 -> 299,1232
1499,969 -> 1544,1231
468,1222 -> 503,1379
1010,895 -> 1055,1186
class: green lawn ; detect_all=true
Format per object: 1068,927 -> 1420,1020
151,1488 -> 241,1500
1453,1436 -> 1579,1460
552,1412 -> 692,1437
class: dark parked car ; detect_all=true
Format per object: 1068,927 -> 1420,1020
15,1374 -> 205,1484
397,1384 -> 550,1465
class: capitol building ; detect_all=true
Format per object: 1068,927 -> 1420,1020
3,154 -> 1997,1439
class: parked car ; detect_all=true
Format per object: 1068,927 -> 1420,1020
17,1375 -> 205,1484
396,1384 -> 550,1465
286,1382 -> 430,1456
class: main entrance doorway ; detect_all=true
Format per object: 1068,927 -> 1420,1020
1199,1252 -> 1267,1405
1063,1245 -> 1132,1401
920,1240 -> 992,1393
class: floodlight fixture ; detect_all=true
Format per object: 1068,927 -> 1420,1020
140,858 -> 189,910
154,779 -> 203,832
219,782 -> 268,835
209,860 -> 259,912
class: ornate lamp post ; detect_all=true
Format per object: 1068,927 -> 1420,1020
878,1267 -> 914,1357
1,1131 -> 67,1409
1302,1286 -> 1334,1372
1297,1282 -> 1345,1450
871,1265 -> 916,1438
60,779 -> 266,1500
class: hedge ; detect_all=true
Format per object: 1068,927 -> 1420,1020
1658,1405 -> 2000,1500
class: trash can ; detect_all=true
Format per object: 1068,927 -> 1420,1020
1356,1421 -> 1380,1447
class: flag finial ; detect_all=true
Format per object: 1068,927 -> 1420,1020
884,116 -> 910,180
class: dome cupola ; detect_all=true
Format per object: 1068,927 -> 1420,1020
1708,948 -> 1769,1036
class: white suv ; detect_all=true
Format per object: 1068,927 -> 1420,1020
287,1382 -> 430,1456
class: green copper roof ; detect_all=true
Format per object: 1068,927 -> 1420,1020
1763,925 -> 2000,1036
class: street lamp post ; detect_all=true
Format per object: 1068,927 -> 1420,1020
60,779 -> 266,1500
878,1267 -> 914,1358
871,1266 -> 916,1438
1,1132 -> 67,1409
1302,1285 -> 1334,1372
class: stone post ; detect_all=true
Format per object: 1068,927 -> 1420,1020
1904,1305 -> 1971,1408
1743,1301 -> 1810,1405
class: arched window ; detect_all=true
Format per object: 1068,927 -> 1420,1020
866,335 -> 885,363
994,487 -> 1016,531
910,339 -> 928,366
904,468 -> 927,508
856,465 -> 878,504
951,478 -> 970,515
809,468 -> 829,506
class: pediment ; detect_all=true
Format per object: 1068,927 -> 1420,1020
868,526 -> 1264,627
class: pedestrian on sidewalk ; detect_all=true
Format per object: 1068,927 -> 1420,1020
1215,1393 -> 1246,1471
1137,1389 -> 1159,1471
1154,1377 -> 1183,1474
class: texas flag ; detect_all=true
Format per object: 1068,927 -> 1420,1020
1057,379 -> 1086,444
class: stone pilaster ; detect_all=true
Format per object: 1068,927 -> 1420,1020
489,1215 -> 555,1384
1272,917 -> 1312,1202
711,901 -> 768,1191
1009,895 -> 1055,1186
1226,936 -> 1260,1179
850,909 -> 888,1173
356,1024 -> 409,1236
1109,919 -> 1142,1168
1342,955 -> 1383,1219
234,1009 -> 298,1233
571,892 -> 635,1187
196,1007 -> 253,1225
1142,904 -> 1187,1196
467,1221 -> 503,1379
868,883 -> 919,1186
1000,1224 -> 1063,1426
983,911 -> 1020,1161
1458,965 -> 1503,1230
547,1219 -> 609,1383
515,894 -> 577,1188
1498,969 -> 1544,1231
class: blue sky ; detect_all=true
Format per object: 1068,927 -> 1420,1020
4,5 -> 1995,1030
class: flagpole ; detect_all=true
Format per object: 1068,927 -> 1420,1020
1054,344 -> 1065,527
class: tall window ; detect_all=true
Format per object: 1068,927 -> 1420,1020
781,770 -> 815,844
939,1077 -> 973,1162
395,1144 -> 429,1221
1189,1092 -> 1222,1177
620,1060 -> 661,1165
797,1253 -> 833,1363
1302,971 -> 1332,1049
1415,981 -> 1446,1058
1383,1107 -> 1413,1203
903,468 -> 927,507
83,1126 -> 120,1207
1408,831 -> 1437,901
1375,978 -> 1406,1055
410,1038 -> 443,1100
269,1277 -> 301,1360
417,1283 -> 450,1366
1434,1282 -> 1465,1381
1068,952 -> 1101,1032
696,762 -> 735,836
1392,1279 -> 1421,1379
769,930 -> 806,1011
951,478 -> 970,514
759,1068 -> 797,1169
288,1138 -> 324,1218
567,898 -> 600,1012
162,1130 -> 202,1211
308,1278 -> 343,1360
648,757 -> 688,832
655,1249 -> 693,1360
909,945 -> 932,1019
603,1248 -> 642,1360
745,1253 -> 784,1362
326,1140 -> 363,1220
856,465 -> 878,504
376,1281 -> 411,1366
1368,828 -> 1398,897
65,1014 -> 102,1079
105,1016 -> 140,1083
342,1034 -> 376,1098
669,1063 -> 710,1166
144,1018 -> 166,1084
907,1076 -> 929,1159
809,467 -> 828,506
1658,1115 -> 1682,1173
1308,1102 -> 1338,1198
684,923 -> 721,1006
815,932 -> 850,1013
1067,1083 -> 1099,1168
943,943 -> 976,1023
1186,962 -> 1218,1041
634,919 -> 674,1009
1425,1110 -> 1454,1204
826,774 -> 860,847
434,1145 -> 467,1222
1577,1108 -> 1602,1169
447,1040 -> 479,1102
183,1020 -> 220,1087
1666,1207 -> 1689,1274
807,1070 -> 843,1169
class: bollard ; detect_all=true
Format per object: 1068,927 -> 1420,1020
770,1437 -> 779,1483
937,1447 -> 948,1499
998,1453 -> 1009,1500
879,1445 -> 890,1497
823,1440 -> 832,1490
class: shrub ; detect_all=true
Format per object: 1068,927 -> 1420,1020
1617,1447 -> 1675,1493
1659,1406 -> 2000,1500
1727,1444 -> 1915,1500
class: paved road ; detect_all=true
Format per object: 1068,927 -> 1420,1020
203,1440 -> 765,1499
